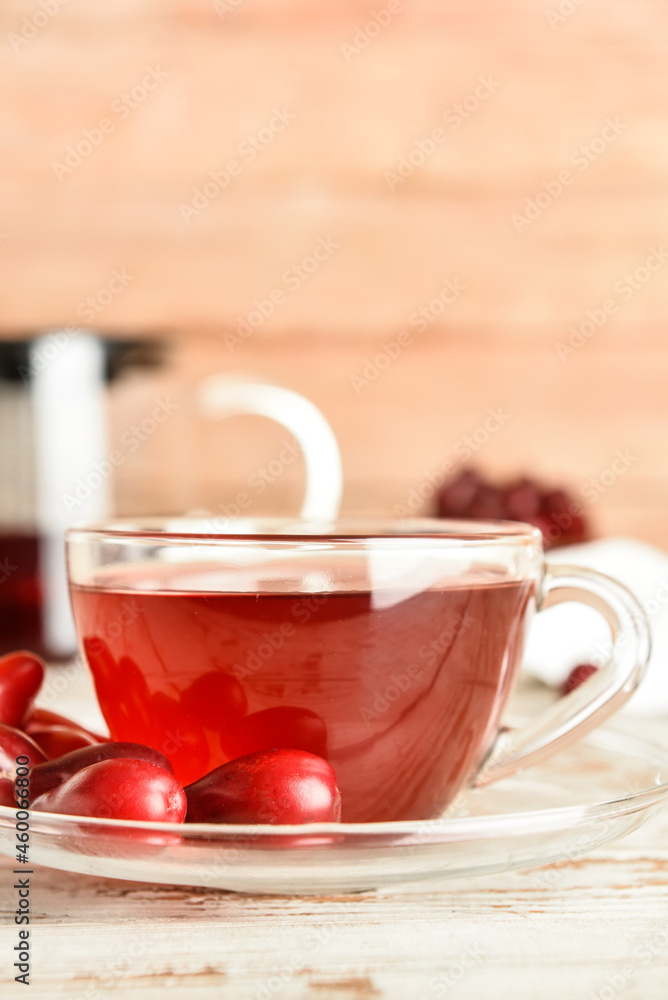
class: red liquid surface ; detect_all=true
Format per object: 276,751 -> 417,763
71,576 -> 535,822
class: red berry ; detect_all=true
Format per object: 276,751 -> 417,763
542,489 -> 572,517
504,479 -> 542,521
82,643 -> 153,743
437,469 -> 481,516
562,512 -> 589,545
142,690 -> 209,787
0,776 -> 16,807
434,470 -> 592,549
25,708 -> 107,744
185,748 -> 341,825
222,706 -> 328,761
562,663 -> 599,696
539,490 -> 590,547
0,651 -> 45,728
467,484 -> 507,520
0,723 -> 47,778
29,725 -> 101,759
530,512 -> 561,549
181,671 -> 248,729
31,758 -> 187,823
27,741 -> 174,803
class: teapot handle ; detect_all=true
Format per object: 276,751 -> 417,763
198,377 -> 343,522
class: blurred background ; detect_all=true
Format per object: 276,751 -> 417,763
1,0 -> 667,654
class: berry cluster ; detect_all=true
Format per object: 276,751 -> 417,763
0,651 -> 341,828
435,469 -> 590,549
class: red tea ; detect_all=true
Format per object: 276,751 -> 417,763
0,531 -> 75,661
71,573 -> 535,822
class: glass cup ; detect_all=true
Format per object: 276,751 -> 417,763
66,518 -> 650,823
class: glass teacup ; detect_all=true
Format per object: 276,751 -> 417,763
66,517 -> 650,823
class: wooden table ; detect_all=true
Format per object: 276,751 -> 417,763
1,667 -> 667,999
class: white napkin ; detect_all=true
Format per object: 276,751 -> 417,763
523,536 -> 668,715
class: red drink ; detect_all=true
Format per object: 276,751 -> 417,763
0,533 -> 42,656
0,531 -> 75,661
71,570 -> 535,822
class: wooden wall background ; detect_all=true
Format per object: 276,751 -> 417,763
1,0 -> 667,546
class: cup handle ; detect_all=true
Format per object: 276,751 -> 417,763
473,564 -> 651,787
198,377 -> 343,522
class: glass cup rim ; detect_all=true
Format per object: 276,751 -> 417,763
66,515 -> 542,547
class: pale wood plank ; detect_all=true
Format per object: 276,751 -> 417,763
1,196 -> 668,329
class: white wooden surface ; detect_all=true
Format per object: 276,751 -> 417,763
1,671 -> 667,999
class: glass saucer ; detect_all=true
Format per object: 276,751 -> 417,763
1,728 -> 666,895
